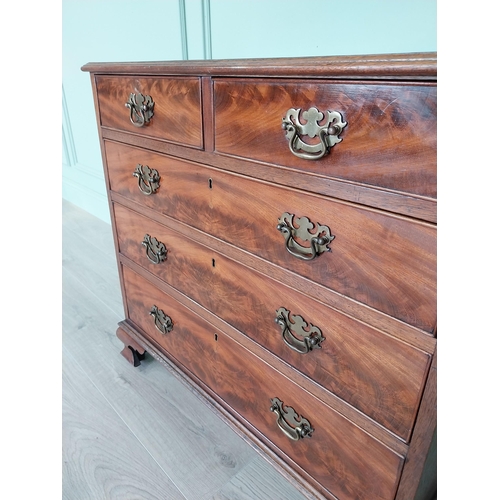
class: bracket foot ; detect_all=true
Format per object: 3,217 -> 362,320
116,326 -> 146,367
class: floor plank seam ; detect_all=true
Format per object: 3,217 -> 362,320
62,221 -> 115,260
62,345 -> 189,500
62,265 -> 124,321
62,200 -> 310,500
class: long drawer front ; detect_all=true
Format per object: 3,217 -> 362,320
113,202 -> 431,442
122,264 -> 405,500
105,141 -> 436,333
213,79 -> 436,198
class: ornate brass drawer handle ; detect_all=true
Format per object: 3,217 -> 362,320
133,164 -> 160,195
282,107 -> 346,160
125,92 -> 155,127
269,397 -> 313,441
142,234 -> 167,264
149,305 -> 173,335
276,212 -> 334,261
275,307 -> 325,354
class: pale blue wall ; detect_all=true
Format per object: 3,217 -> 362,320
62,0 -> 184,222
209,0 -> 437,58
62,0 -> 437,223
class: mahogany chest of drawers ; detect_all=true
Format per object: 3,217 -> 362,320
82,53 -> 437,500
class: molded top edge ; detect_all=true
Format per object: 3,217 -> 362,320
81,52 -> 437,80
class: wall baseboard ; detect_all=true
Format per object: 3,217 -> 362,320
62,176 -> 110,224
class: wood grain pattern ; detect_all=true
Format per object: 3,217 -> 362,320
62,199 -> 116,250
82,52 -> 437,80
121,265 -> 405,500
202,76 -> 215,152
96,76 -> 203,148
103,130 -> 436,223
63,199 -> 309,500
82,52 -> 438,499
122,264 -> 220,392
210,457 -> 318,500
114,201 -> 431,441
105,142 -> 436,333
62,213 -> 124,317
395,352 -> 437,500
213,333 -> 404,500
62,347 -> 185,500
214,79 -> 436,198
113,190 -> 437,354
120,255 -> 410,458
116,317 -> 323,500
62,259 -> 258,500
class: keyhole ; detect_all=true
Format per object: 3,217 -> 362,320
208,178 -> 213,189
212,258 -> 216,267
214,333 -> 218,342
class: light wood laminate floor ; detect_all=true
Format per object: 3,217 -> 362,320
62,199 -> 308,500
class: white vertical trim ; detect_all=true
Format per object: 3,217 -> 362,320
202,0 -> 212,59
62,84 -> 78,166
178,0 -> 189,60
62,126 -> 71,166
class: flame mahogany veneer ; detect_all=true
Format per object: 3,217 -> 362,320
83,53 -> 437,500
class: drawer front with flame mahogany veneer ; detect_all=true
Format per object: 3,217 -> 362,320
122,264 -> 405,500
105,140 -> 436,333
213,79 -> 437,198
113,202 -> 431,442
83,53 -> 437,500
96,76 -> 203,148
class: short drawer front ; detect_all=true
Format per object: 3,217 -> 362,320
96,76 -> 202,148
114,203 -> 431,441
106,142 -> 436,333
121,265 -> 404,500
214,79 -> 436,198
